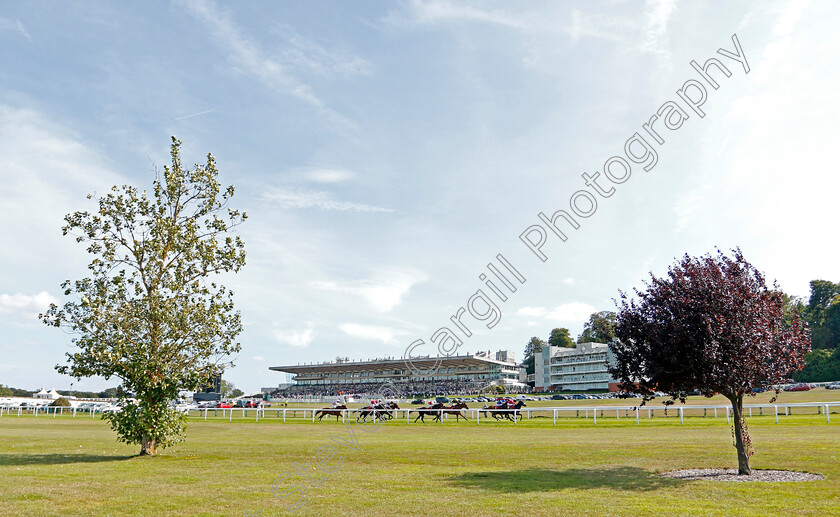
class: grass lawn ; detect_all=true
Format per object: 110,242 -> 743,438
1,408 -> 838,516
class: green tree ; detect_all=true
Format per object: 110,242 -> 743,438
220,380 -> 234,397
577,311 -> 616,344
50,397 -> 72,407
0,385 -> 13,396
98,387 -> 120,399
522,336 -> 545,375
805,280 -> 840,349
41,137 -> 247,456
221,380 -> 244,398
793,348 -> 840,382
548,328 -> 575,348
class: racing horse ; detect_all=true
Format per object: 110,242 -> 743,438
379,401 -> 400,421
412,402 -> 445,423
356,401 -> 400,423
435,402 -> 470,422
483,400 -> 527,422
315,404 -> 347,422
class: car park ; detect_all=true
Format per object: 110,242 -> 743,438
826,382 -> 840,390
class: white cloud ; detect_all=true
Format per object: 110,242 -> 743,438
276,24 -> 373,78
380,0 -> 526,30
273,326 -> 316,348
263,186 -> 392,213
0,106 -> 125,272
181,0 -> 361,129
518,302 -> 596,322
302,168 -> 356,184
639,0 -> 676,65
545,302 -> 597,322
517,306 -> 548,317
0,292 -> 58,318
311,270 -> 425,313
0,17 -> 31,41
339,323 -> 408,345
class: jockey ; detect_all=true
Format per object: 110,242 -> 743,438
331,399 -> 342,408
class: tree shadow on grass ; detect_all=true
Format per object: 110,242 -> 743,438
449,467 -> 686,493
0,453 -> 136,466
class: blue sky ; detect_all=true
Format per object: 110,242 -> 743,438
1,0 -> 838,394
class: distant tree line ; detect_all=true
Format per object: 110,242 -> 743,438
790,279 -> 840,382
0,384 -> 124,398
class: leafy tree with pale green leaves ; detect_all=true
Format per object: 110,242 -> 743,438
41,137 -> 246,456
548,328 -> 575,348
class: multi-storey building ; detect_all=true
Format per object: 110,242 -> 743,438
535,341 -> 617,392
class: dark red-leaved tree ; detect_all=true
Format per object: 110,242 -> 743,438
609,249 -> 810,475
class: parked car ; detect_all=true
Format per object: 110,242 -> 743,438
825,382 -> 840,390
784,383 -> 811,392
216,402 -> 232,408
435,396 -> 450,403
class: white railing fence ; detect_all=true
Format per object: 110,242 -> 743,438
3,402 -> 837,425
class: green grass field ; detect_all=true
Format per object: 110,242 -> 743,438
1,398 -> 839,517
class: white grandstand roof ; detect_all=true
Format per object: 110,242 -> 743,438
270,353 -> 518,375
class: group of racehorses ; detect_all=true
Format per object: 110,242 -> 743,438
314,400 -> 527,423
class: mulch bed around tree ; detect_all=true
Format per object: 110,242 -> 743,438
660,469 -> 824,482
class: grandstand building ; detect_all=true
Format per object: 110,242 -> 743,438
269,350 -> 525,396
534,342 -> 618,392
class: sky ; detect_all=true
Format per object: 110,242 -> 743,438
1,0 -> 838,395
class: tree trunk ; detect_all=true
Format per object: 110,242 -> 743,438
140,435 -> 157,456
729,394 -> 751,475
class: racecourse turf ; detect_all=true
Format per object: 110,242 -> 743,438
1,396 -> 838,517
